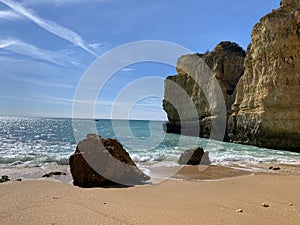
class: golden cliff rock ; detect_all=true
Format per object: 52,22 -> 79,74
228,0 -> 300,151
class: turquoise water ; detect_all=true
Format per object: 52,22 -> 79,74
0,116 -> 300,167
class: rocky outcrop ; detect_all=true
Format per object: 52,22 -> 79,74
228,0 -> 300,151
69,134 -> 150,187
178,147 -> 211,165
163,42 -> 245,139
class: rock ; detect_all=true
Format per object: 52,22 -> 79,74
262,203 -> 270,208
269,166 -> 280,171
176,54 -> 202,75
178,147 -> 211,165
69,134 -> 150,187
289,203 -> 293,207
0,175 -> 10,183
1,175 -> 9,180
236,209 -> 243,213
42,172 -> 67,178
163,41 -> 245,139
281,0 -> 300,9
201,151 -> 211,165
228,0 -> 300,152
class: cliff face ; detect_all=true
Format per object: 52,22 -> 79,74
163,42 -> 245,138
228,0 -> 300,151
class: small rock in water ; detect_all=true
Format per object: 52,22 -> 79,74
178,147 -> 210,165
269,166 -> 273,170
236,209 -> 243,213
262,203 -> 270,208
15,178 -> 22,182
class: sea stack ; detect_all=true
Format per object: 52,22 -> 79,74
228,0 -> 300,151
163,41 -> 245,138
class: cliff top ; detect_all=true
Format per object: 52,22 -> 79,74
280,0 -> 300,10
212,41 -> 245,54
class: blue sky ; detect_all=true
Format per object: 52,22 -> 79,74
0,0 -> 280,120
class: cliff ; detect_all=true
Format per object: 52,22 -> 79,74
228,0 -> 300,151
163,42 -> 245,138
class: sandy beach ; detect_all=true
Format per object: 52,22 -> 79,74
1,1 -> 300,225
0,165 -> 299,225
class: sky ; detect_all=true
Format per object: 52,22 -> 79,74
0,0 -> 280,120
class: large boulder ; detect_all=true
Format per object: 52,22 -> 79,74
228,0 -> 300,151
178,147 -> 211,165
163,41 -> 245,139
69,134 -> 150,187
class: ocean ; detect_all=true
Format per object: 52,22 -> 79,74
1,116 -> 300,169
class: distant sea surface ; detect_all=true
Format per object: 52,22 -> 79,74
1,116 -> 300,168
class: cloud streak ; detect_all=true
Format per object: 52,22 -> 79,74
18,77 -> 75,89
0,0 -> 98,57
0,10 -> 22,20
23,0 -> 109,6
0,38 -> 68,65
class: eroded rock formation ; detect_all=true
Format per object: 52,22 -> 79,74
163,42 -> 245,139
228,0 -> 300,151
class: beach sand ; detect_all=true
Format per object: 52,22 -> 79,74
0,165 -> 299,225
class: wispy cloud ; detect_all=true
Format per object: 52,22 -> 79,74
22,0 -> 109,6
18,77 -> 75,89
0,0 -> 98,57
88,43 -> 103,50
0,10 -> 22,20
0,94 -> 73,106
0,38 -> 67,65
121,68 -> 135,72
39,95 -> 74,105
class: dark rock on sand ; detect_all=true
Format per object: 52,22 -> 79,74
0,175 -> 10,183
269,166 -> 281,171
262,203 -> 270,208
42,172 -> 67,178
178,147 -> 211,165
69,134 -> 150,187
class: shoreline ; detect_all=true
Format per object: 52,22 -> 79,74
1,162 -> 300,184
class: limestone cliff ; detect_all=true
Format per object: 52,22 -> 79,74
163,42 -> 245,138
228,0 -> 300,151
